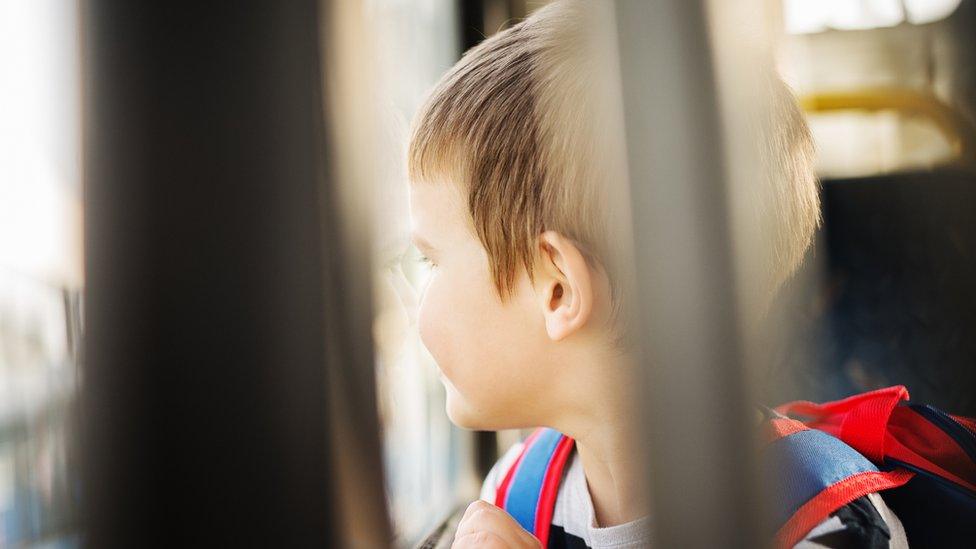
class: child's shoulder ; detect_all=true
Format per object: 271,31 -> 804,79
481,439 -> 908,548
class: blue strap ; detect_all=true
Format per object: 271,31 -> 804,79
763,429 -> 880,527
503,428 -> 565,534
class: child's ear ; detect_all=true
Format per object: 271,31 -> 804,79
535,231 -> 594,341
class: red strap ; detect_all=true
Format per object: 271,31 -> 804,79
763,417 -> 809,444
493,429 -> 576,549
774,469 -> 914,549
534,436 -> 575,548
776,385 -> 909,463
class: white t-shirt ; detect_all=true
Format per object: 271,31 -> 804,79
481,442 -> 909,548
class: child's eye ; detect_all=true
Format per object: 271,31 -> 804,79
418,254 -> 435,267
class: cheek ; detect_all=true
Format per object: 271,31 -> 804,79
418,264 -> 489,382
416,275 -> 447,364
416,259 -> 549,428
416,267 -> 475,376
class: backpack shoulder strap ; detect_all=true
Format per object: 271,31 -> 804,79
777,385 -> 976,493
776,386 -> 976,546
763,409 -> 914,548
494,427 -> 575,548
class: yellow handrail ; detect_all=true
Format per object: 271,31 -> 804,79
800,88 -> 976,166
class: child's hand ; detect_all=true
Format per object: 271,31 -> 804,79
452,500 -> 543,548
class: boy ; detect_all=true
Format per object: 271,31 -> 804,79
405,1 -> 906,547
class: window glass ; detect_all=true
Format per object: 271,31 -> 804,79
362,1 -> 482,545
779,0 -> 973,176
0,0 -> 83,545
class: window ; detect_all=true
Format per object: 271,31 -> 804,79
779,0 -> 973,176
0,0 -> 83,545
361,1 -> 481,544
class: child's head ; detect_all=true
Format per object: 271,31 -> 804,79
405,0 -> 818,431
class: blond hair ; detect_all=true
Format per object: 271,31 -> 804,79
408,0 -> 818,315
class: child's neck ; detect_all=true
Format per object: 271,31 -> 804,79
575,431 -> 649,527
555,352 -> 650,528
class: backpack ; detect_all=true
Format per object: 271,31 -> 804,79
495,386 -> 976,548
772,385 -> 976,547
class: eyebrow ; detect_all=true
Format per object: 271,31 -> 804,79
410,233 -> 436,254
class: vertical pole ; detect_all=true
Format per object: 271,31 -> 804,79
82,1 -> 389,545
613,1 -> 760,546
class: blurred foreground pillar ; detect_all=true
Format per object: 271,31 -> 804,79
614,0 -> 763,546
82,1 -> 389,546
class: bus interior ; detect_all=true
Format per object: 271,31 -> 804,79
1,0 -> 974,546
